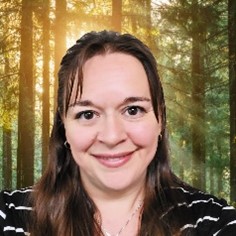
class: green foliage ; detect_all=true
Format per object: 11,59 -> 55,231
0,0 -> 232,202
155,0 -> 229,199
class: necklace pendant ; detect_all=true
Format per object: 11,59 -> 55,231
103,231 -> 112,236
102,201 -> 143,236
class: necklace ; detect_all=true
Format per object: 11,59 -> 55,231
101,201 -> 143,236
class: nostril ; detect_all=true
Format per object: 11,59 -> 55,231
97,117 -> 127,146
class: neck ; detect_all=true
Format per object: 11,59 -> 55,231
93,187 -> 144,236
101,200 -> 143,236
93,182 -> 145,213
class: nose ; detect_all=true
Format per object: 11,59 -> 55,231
97,115 -> 127,147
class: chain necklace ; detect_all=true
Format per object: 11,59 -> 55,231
101,201 -> 143,236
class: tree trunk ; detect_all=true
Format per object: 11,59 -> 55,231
2,50 -> 12,189
2,128 -> 12,188
209,166 -> 214,194
17,0 -> 34,188
190,1 -> 206,191
191,38 -> 206,191
41,0 -> 50,173
228,0 -> 236,203
217,168 -> 223,197
54,0 -> 67,111
112,0 -> 122,32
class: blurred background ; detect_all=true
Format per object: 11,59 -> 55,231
0,0 -> 235,205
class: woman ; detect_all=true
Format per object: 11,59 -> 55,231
0,30 -> 236,236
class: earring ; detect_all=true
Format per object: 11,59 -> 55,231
64,141 -> 70,149
158,134 -> 162,142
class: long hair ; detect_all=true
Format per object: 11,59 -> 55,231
29,30 -> 187,235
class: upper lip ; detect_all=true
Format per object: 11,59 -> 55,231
92,151 -> 135,158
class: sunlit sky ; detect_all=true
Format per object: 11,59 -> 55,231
65,0 -> 171,48
153,0 -> 170,4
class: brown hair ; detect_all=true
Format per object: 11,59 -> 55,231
29,30 -> 187,235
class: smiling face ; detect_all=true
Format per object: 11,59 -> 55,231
63,52 -> 161,196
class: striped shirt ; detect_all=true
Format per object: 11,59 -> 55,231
0,187 -> 32,235
0,186 -> 235,235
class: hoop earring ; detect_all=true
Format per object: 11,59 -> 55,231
64,141 -> 70,149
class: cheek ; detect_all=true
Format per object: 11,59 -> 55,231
65,125 -> 95,152
128,119 -> 160,148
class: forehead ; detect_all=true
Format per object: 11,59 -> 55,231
66,52 -> 153,110
80,52 -> 150,97
83,52 -> 144,73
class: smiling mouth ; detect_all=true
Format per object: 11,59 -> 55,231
92,151 -> 135,168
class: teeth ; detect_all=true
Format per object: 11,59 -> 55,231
102,157 -> 123,161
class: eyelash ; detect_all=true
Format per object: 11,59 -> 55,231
74,106 -> 147,120
124,106 -> 146,116
75,110 -> 98,120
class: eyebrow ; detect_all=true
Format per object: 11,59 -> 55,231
69,96 -> 151,108
122,96 -> 151,104
69,100 -> 94,107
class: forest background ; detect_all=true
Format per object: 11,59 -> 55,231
0,0 -> 235,205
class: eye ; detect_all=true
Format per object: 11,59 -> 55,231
124,106 -> 146,118
76,110 -> 98,120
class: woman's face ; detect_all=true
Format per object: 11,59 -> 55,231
64,52 -> 161,195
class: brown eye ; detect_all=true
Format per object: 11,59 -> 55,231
127,107 -> 139,115
124,106 -> 146,118
83,111 -> 94,120
76,111 -> 95,120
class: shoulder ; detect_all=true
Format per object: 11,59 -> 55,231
0,187 -> 33,235
165,186 -> 236,235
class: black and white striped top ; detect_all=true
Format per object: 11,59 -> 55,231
0,186 -> 235,235
0,187 -> 32,235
